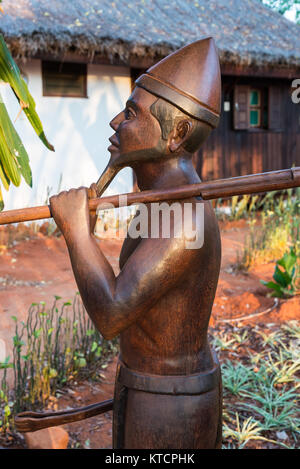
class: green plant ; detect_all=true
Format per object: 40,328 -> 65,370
223,412 -> 291,449
0,1 -> 54,210
214,194 -> 260,222
232,329 -> 249,344
255,329 -> 283,348
222,361 -> 254,396
0,356 -> 13,433
0,295 -> 118,432
223,413 -> 268,449
261,248 -> 299,298
240,383 -> 299,432
230,195 -> 252,221
214,321 -> 300,448
265,351 -> 300,384
281,320 -> 300,340
236,188 -> 300,270
211,333 -> 237,352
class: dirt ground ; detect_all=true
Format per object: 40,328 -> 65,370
0,220 -> 299,449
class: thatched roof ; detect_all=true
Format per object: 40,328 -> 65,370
0,0 -> 299,70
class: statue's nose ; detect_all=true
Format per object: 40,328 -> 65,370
109,112 -> 123,131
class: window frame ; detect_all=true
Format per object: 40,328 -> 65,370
42,61 -> 88,99
249,89 -> 261,128
233,85 -> 271,132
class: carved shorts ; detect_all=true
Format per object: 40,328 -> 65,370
112,350 -> 222,449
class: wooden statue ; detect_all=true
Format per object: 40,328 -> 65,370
48,37 -> 222,449
11,39 -> 300,446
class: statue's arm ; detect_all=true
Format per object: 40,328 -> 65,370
66,230 -> 194,339
50,188 -> 197,339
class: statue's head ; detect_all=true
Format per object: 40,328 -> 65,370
97,37 -> 221,195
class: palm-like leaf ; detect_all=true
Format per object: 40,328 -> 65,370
0,4 -> 54,210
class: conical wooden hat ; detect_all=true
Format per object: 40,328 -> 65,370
135,37 -> 221,128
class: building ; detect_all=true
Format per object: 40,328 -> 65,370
0,0 -> 299,209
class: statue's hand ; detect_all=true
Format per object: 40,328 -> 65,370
50,187 -> 90,239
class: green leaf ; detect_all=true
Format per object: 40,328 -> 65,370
19,83 -> 55,152
0,123 -> 21,186
282,287 -> 296,297
0,95 -> 32,186
0,361 -> 13,369
260,280 -> 284,297
0,35 -> 54,152
49,368 -> 58,378
235,195 -> 250,219
0,159 -> 10,190
0,35 -> 29,106
249,195 -> 259,212
273,266 -> 291,288
277,250 -> 297,276
91,341 -> 98,352
231,195 -> 238,215
33,328 -> 42,339
77,357 -> 87,368
13,337 -> 24,347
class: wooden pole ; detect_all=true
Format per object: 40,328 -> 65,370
0,167 -> 299,226
15,399 -> 113,433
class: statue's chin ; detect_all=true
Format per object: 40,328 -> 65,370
111,144 -> 167,169
97,142 -> 169,195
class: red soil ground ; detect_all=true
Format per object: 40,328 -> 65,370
0,220 -> 298,448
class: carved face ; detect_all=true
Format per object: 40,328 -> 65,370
108,87 -> 167,169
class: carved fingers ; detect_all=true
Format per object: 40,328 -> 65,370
49,187 -> 90,237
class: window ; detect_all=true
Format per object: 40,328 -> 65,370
234,85 -> 282,131
249,89 -> 261,127
42,61 -> 87,98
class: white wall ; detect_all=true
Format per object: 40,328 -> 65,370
0,60 -> 133,210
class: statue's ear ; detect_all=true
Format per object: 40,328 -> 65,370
168,119 -> 193,153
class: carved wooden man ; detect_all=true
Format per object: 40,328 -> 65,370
50,37 -> 222,449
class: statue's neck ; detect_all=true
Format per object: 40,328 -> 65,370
132,156 -> 201,191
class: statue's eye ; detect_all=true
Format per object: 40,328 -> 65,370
125,107 -> 136,120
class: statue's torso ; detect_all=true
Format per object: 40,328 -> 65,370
118,199 -> 221,376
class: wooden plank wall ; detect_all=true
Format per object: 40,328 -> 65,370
196,76 -> 300,181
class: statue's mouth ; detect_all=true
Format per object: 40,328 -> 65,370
108,134 -> 119,150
